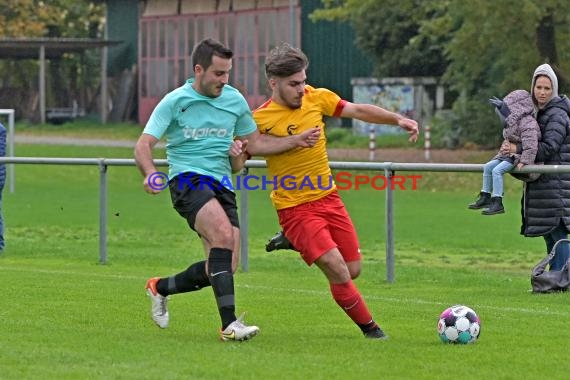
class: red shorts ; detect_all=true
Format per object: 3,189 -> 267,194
277,191 -> 361,265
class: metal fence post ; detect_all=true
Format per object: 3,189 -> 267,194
385,167 -> 395,283
98,159 -> 108,264
239,167 -> 249,272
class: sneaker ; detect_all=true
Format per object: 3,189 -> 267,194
145,277 -> 169,329
364,326 -> 388,340
220,313 -> 260,341
265,231 -> 297,252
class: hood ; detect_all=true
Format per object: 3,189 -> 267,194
503,89 -> 534,127
531,63 -> 558,107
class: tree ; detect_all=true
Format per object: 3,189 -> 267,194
311,0 -> 447,78
0,0 -> 105,121
0,0 -> 104,39
311,0 -> 570,148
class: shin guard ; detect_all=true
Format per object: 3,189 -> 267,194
330,281 -> 373,325
208,248 -> 236,329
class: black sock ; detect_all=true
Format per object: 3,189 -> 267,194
208,247 -> 236,329
156,260 -> 210,296
358,320 -> 378,333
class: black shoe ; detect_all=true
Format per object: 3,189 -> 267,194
265,231 -> 297,252
468,191 -> 491,209
364,326 -> 388,340
482,196 -> 505,215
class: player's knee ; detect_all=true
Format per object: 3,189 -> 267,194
325,263 -> 352,283
347,261 -> 361,279
350,267 -> 361,279
210,226 -> 234,249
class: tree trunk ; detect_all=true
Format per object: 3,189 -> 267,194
536,13 -> 567,92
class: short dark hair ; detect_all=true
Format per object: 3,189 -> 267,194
265,43 -> 309,79
191,38 -> 233,72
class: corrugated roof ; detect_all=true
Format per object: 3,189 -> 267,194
0,37 -> 122,59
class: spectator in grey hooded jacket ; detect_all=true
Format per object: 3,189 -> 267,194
468,89 -> 541,215
508,63 -> 570,271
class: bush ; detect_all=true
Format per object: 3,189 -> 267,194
325,127 -> 368,148
430,97 -> 502,149
326,126 -> 414,149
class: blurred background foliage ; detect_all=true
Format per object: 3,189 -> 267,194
311,0 -> 570,148
1,1 -> 569,148
0,0 -> 104,121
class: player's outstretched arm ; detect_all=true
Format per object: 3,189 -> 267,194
341,102 -> 419,142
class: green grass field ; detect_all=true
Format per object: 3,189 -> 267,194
1,141 -> 569,380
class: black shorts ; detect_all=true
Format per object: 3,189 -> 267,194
169,172 -> 239,231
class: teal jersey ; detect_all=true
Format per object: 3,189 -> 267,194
143,79 -> 257,187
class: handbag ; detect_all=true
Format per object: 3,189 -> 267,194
530,238 -> 570,293
509,171 -> 541,183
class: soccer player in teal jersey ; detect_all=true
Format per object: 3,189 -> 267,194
134,38 -> 320,341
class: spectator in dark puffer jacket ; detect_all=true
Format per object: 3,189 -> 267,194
509,63 -> 570,271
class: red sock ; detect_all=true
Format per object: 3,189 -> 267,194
330,281 -> 373,325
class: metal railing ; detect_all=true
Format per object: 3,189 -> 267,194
2,156 -> 568,282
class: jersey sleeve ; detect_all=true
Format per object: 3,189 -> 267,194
315,87 -> 346,117
143,96 -> 173,140
235,99 -> 258,137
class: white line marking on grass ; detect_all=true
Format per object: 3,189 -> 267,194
0,266 -> 143,280
238,284 -> 570,317
3,266 -> 570,316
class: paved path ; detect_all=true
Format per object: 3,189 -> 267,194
14,135 -> 165,148
13,134 -> 488,163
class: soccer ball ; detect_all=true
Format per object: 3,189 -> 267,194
437,305 -> 481,344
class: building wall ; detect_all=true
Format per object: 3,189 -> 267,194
106,0 -> 140,76
104,0 -> 372,124
301,0 -> 373,122
138,0 -> 300,124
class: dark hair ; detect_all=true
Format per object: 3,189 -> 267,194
191,38 -> 233,72
265,43 -> 309,79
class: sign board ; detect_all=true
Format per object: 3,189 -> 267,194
352,83 -> 415,135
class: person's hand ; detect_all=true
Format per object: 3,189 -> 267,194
516,163 -> 525,170
296,127 -> 321,148
143,172 -> 167,195
229,139 -> 248,157
509,142 -> 517,154
398,118 -> 419,143
489,96 -> 503,108
499,139 -> 510,155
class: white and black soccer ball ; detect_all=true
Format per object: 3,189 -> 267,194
437,305 -> 481,344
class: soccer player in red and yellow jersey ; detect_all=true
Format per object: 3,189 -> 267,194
252,43 -> 418,339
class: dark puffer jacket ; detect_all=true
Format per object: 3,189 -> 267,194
522,95 -> 570,236
0,123 -> 5,191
